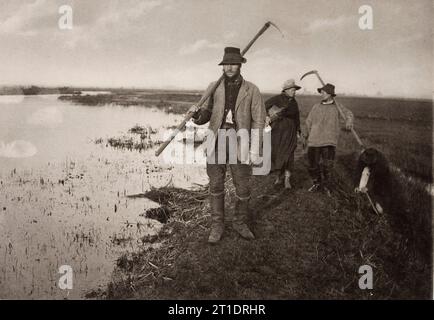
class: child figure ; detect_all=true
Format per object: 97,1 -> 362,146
303,83 -> 354,194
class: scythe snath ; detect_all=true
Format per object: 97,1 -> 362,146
155,21 -> 283,157
300,69 -> 365,149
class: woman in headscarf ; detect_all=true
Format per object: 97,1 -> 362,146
265,79 -> 302,189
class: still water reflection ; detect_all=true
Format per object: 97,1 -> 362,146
0,94 -> 207,299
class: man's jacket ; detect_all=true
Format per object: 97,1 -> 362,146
305,101 -> 354,147
194,78 -> 266,161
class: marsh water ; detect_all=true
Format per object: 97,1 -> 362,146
0,94 -> 208,299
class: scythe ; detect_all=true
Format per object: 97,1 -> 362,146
155,21 -> 283,157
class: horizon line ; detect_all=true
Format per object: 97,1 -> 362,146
0,84 -> 432,101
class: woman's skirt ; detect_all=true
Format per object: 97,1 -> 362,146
270,117 -> 297,172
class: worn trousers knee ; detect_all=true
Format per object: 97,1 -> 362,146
307,147 -> 321,183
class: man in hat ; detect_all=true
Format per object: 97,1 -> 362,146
265,79 -> 302,189
303,83 -> 354,194
189,47 -> 266,244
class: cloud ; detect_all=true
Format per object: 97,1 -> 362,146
125,0 -> 163,19
223,31 -> 237,41
0,0 -> 163,46
68,0 -> 163,48
178,39 -> 222,55
0,140 -> 37,158
305,15 -> 355,33
249,48 -> 298,69
386,33 -> 427,47
90,0 -> 161,27
0,0 -> 52,35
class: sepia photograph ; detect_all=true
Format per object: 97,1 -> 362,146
0,0 -> 432,303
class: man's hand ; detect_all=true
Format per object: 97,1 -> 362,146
265,116 -> 271,127
345,121 -> 353,131
354,186 -> 368,193
299,132 -> 307,150
249,152 -> 262,166
187,105 -> 199,119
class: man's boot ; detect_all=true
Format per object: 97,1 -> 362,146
308,163 -> 321,192
208,194 -> 225,244
232,198 -> 255,240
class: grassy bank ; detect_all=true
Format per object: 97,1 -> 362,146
59,91 -> 432,299
104,152 -> 431,299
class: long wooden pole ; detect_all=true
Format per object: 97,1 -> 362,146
314,72 -> 365,149
155,22 -> 274,157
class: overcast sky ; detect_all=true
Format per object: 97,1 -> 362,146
0,0 -> 432,98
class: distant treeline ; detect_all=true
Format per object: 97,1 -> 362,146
60,90 -> 432,124
0,86 -> 83,95
0,86 -> 205,96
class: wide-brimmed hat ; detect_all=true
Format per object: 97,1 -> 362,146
282,79 -> 301,91
317,83 -> 336,97
218,47 -> 247,65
